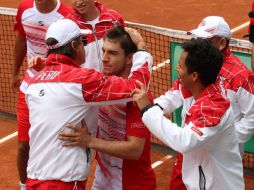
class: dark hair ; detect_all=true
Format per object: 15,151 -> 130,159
104,25 -> 137,55
46,36 -> 82,58
182,39 -> 223,87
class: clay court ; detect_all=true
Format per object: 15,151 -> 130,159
0,0 -> 254,189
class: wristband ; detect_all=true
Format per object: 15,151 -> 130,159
154,103 -> 163,111
19,181 -> 26,190
140,104 -> 153,116
136,48 -> 147,52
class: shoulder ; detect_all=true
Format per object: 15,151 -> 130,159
17,0 -> 34,16
188,94 -> 230,128
97,2 -> 124,20
220,54 -> 252,92
58,2 -> 75,16
18,0 -> 34,9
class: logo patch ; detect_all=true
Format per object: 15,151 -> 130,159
191,126 -> 203,136
39,89 -> 45,97
38,21 -> 44,26
131,122 -> 145,129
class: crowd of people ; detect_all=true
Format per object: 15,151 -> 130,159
11,0 -> 254,190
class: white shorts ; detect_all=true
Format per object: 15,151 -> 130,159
91,164 -> 122,190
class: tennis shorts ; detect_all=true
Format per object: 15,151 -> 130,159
26,179 -> 86,190
17,90 -> 30,141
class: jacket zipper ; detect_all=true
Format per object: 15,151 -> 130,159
199,165 -> 206,190
92,26 -> 103,71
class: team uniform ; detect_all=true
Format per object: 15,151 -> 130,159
25,51 -> 152,189
155,47 -> 254,189
91,100 -> 156,190
70,2 -> 125,71
67,2 -> 125,135
144,82 -> 244,190
14,0 -> 74,141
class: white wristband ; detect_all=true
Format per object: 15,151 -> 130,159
19,181 -> 26,190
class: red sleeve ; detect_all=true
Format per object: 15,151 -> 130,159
250,2 -> 254,31
57,2 -> 75,17
81,62 -> 150,102
118,16 -> 126,27
113,11 -> 125,27
14,0 -> 33,36
126,92 -> 153,137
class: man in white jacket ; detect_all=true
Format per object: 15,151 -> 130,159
148,16 -> 253,190
25,19 -> 152,190
132,39 -> 244,190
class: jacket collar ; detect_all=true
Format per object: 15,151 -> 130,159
46,54 -> 80,68
194,84 -> 221,104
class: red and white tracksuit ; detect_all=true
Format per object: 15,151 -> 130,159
155,48 -> 253,189
144,82 -> 244,190
14,0 -> 74,141
25,52 -> 152,183
92,101 -> 156,190
69,2 -> 125,72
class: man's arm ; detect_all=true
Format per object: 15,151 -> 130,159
251,46 -> 254,71
11,33 -> 27,91
131,81 -> 228,153
17,141 -> 29,184
234,74 -> 254,143
154,79 -> 184,114
58,124 -> 146,160
87,135 -> 145,160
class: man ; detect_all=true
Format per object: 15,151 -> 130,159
153,16 -> 254,190
58,26 -> 156,190
132,39 -> 244,190
11,0 -> 74,189
70,0 -> 125,71
25,19 -> 151,190
189,17 -> 254,147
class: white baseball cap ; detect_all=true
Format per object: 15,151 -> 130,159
188,16 -> 231,39
46,18 -> 91,49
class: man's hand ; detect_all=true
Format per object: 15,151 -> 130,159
131,80 -> 151,110
28,56 -> 46,72
58,120 -> 91,147
125,27 -> 147,50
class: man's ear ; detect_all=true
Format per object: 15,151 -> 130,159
71,40 -> 78,51
218,38 -> 227,51
126,53 -> 133,65
192,72 -> 199,82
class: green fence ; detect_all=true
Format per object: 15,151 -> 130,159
170,41 -> 254,153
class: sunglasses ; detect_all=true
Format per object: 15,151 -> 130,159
81,36 -> 88,46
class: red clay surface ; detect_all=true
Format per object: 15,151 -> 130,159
1,0 -> 252,39
0,0 -> 254,189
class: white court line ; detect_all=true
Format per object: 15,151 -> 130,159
231,21 -> 249,34
152,59 -> 170,71
0,131 -> 17,144
152,155 -> 173,169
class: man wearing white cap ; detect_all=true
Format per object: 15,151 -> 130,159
153,16 -> 254,190
25,19 -> 152,190
12,1 -> 75,189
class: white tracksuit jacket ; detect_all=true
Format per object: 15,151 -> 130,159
144,82 -> 244,190
25,51 -> 152,182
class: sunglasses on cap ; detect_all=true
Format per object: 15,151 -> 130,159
81,36 -> 88,46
